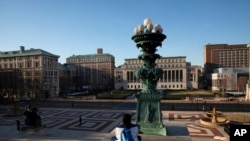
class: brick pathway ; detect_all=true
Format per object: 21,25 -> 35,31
0,108 -> 230,141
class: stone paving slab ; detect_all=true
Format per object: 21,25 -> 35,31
0,108 -> 231,141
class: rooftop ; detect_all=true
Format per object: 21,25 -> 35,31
67,53 -> 114,59
0,47 -> 59,58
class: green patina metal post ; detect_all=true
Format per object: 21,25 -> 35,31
131,18 -> 167,136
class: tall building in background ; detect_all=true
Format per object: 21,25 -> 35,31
115,56 -> 202,90
66,48 -> 115,91
0,46 -> 59,99
203,44 -> 249,88
204,44 -> 249,74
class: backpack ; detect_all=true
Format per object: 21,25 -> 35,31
121,128 -> 134,141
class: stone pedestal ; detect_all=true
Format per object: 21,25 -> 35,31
134,92 -> 167,136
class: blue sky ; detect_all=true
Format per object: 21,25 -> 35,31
1,0 -> 250,67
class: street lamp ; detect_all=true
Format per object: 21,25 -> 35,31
132,18 -> 167,136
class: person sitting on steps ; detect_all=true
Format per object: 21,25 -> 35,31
111,113 -> 141,141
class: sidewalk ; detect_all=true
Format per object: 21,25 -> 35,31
0,95 -> 230,141
0,108 -> 230,141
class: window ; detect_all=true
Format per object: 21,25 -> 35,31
34,62 -> 39,67
27,62 -> 31,68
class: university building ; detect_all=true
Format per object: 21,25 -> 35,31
66,48 -> 115,91
0,46 -> 59,99
204,43 -> 249,74
115,56 -> 202,90
203,43 -> 249,88
211,67 -> 248,91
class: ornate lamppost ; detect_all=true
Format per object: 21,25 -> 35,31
131,18 -> 167,136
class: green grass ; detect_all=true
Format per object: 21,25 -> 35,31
94,90 -> 216,100
95,90 -> 135,99
162,90 -> 215,100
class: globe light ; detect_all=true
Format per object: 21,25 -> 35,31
159,27 -> 163,33
154,24 -> 162,33
143,18 -> 152,27
138,24 -> 144,34
133,19 -> 164,34
151,28 -> 156,33
134,27 -> 138,34
146,23 -> 153,33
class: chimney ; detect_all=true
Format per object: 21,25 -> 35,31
20,46 -> 25,53
97,48 -> 103,54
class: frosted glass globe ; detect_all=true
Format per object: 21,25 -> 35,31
138,24 -> 144,33
143,18 -> 152,27
134,27 -> 138,34
154,24 -> 162,33
146,23 -> 153,33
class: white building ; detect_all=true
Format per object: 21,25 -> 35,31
212,67 -> 248,91
115,56 -> 202,90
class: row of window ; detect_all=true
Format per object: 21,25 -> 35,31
67,57 -> 113,63
218,64 -> 248,67
125,63 -> 185,69
0,61 -> 41,69
127,84 -> 184,89
0,56 -> 57,68
125,58 -> 186,64
20,71 -> 58,77
0,56 -> 40,62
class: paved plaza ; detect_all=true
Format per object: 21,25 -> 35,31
0,107 -> 230,141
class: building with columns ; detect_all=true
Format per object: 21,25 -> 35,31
188,65 -> 203,89
115,56 -> 202,90
0,46 -> 59,99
